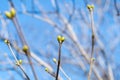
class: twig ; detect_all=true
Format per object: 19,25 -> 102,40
12,14 -> 38,80
4,40 -> 30,80
5,54 -> 25,79
87,4 -> 95,80
114,0 -> 120,16
56,36 -> 65,80
108,64 -> 114,80
53,58 -> 71,80
45,67 -> 56,78
8,1 -> 38,80
56,43 -> 62,80
22,1 -> 102,79
54,0 -> 59,13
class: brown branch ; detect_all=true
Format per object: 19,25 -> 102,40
8,0 -> 38,80
56,43 -> 62,80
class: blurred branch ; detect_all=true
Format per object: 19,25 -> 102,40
108,64 -> 114,80
5,40 -> 30,80
0,0 -> 118,80
87,5 -> 95,80
0,35 -> 54,72
8,1 -> 38,80
25,1 -> 103,79
4,54 -> 26,80
56,43 -> 62,80
114,0 -> 120,16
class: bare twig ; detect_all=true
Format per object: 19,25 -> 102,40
4,40 -> 30,80
56,43 -> 62,80
114,0 -> 120,16
53,58 -> 71,80
8,1 -> 38,80
108,64 -> 114,80
87,5 -> 95,80
56,36 -> 65,80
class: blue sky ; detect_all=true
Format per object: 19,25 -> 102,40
0,0 -> 120,80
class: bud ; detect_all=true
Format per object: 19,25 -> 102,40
16,60 -> 22,66
10,8 -> 16,17
57,35 -> 61,43
22,45 -> 29,53
45,68 -> 49,72
4,39 -> 10,44
53,58 -> 57,63
91,5 -> 94,9
5,11 -> 12,19
87,4 -> 91,10
19,59 -> 22,64
61,37 -> 65,42
87,4 -> 94,11
91,58 -> 95,62
57,35 -> 65,44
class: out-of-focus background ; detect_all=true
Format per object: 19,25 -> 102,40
0,0 -> 120,80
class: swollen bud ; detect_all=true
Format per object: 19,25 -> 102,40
53,58 -> 57,63
91,58 -> 95,62
10,8 -> 16,17
57,35 -> 61,43
22,45 -> 29,53
16,59 -> 22,66
61,37 -> 65,42
87,5 -> 91,10
57,35 -> 65,44
45,68 -> 49,72
5,11 -> 12,19
4,39 -> 10,44
87,4 -> 94,11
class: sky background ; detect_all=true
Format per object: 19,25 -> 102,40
0,0 -> 120,80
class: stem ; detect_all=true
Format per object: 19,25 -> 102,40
60,67 -> 71,80
12,17 -> 38,80
56,43 -> 62,80
8,44 -> 18,62
114,0 -> 120,16
88,34 -> 94,80
87,9 -> 95,80
8,1 -> 38,79
54,58 -> 71,80
19,65 -> 30,80
7,43 -> 30,80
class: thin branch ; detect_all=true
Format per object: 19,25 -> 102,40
5,40 -> 30,80
56,43 -> 62,80
108,64 -> 114,80
21,1 -> 102,79
8,1 -> 38,80
53,58 -> 71,80
5,54 -> 25,80
54,0 -> 59,13
87,5 -> 95,80
114,0 -> 120,16
68,0 -> 75,23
